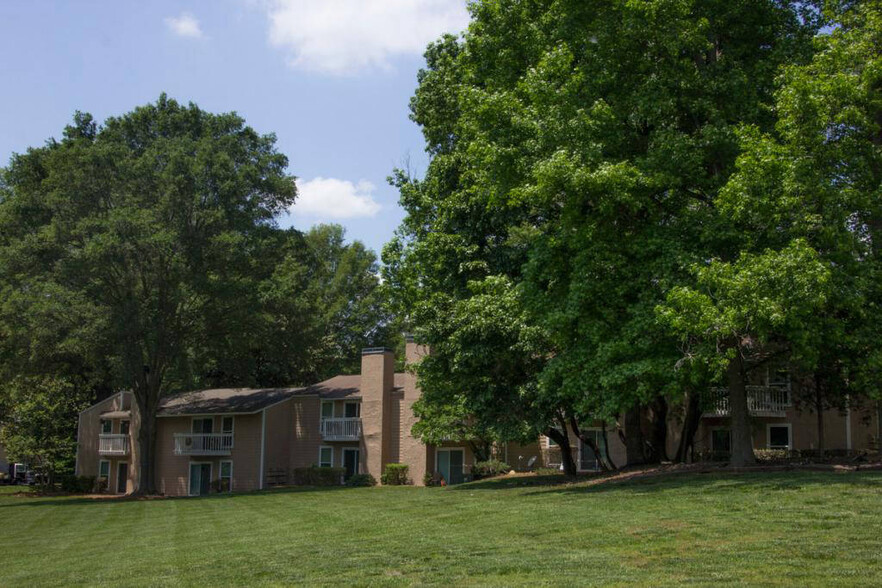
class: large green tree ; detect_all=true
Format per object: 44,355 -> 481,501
662,0 -> 882,464
0,96 -> 296,493
386,0 -> 821,471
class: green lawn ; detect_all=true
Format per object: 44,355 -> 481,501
1,471 -> 880,586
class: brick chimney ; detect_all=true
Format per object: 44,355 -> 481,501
401,335 -> 431,484
360,347 -> 395,480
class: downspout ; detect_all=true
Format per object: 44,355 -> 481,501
259,408 -> 267,490
74,412 -> 81,476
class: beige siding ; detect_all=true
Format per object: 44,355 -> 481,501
154,413 -> 263,497
264,399 -> 295,485
290,396 -> 322,469
75,392 -> 134,479
696,403 -> 880,453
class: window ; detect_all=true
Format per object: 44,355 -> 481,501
545,428 -> 563,448
120,421 -> 130,436
98,460 -> 110,479
711,429 -> 731,454
100,420 -> 112,434
192,417 -> 213,434
221,416 -> 234,449
321,401 -> 334,419
768,363 -> 790,387
344,402 -> 360,418
319,446 -> 333,468
219,461 -> 233,492
767,424 -> 792,450
578,430 -> 605,471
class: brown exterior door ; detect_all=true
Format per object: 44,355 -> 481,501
343,449 -> 359,480
116,462 -> 127,494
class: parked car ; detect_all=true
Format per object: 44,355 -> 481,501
12,463 -> 32,485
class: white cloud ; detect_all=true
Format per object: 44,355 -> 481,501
292,177 -> 381,219
263,0 -> 470,75
165,13 -> 205,39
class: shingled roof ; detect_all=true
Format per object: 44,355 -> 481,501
157,387 -> 305,416
302,374 -> 407,399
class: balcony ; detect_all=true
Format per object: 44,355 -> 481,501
704,386 -> 791,418
320,418 -> 362,441
173,433 -> 234,456
98,434 -> 130,456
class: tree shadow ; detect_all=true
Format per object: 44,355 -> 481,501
0,484 -> 354,509
450,468 -> 882,497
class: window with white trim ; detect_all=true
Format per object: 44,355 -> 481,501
219,461 -> 233,492
545,428 -> 563,448
768,424 -> 792,450
319,446 -> 333,468
344,402 -> 360,418
192,417 -> 213,434
100,420 -> 112,434
321,401 -> 334,419
221,416 -> 234,449
98,460 -> 110,480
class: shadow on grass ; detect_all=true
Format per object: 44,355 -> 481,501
0,484 -> 355,509
452,469 -> 882,497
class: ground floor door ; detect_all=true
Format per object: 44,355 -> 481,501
189,463 -> 212,496
437,449 -> 465,485
342,449 -> 360,480
116,462 -> 127,494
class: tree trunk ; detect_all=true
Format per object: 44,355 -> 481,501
623,404 -> 647,466
675,389 -> 702,463
601,422 -> 617,470
569,416 -> 614,471
728,350 -> 755,467
645,396 -> 668,463
133,375 -> 162,496
815,375 -> 825,456
545,423 -> 577,477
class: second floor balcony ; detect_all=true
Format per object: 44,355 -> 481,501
98,434 -> 130,456
173,433 -> 233,456
704,386 -> 791,418
320,417 -> 363,441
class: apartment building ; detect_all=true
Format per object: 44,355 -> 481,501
76,340 -> 447,495
77,343 -> 880,495
537,363 -> 880,469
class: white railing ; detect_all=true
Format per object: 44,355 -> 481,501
320,418 -> 363,441
98,434 -> 130,455
705,386 -> 791,417
173,433 -> 234,455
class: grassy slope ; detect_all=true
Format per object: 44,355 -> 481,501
1,471 -> 880,587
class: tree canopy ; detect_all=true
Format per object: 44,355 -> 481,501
385,0 -> 853,470
0,96 -> 394,488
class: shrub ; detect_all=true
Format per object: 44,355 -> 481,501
292,466 -> 345,486
423,471 -> 445,487
345,473 -> 377,487
472,460 -> 512,479
61,475 -> 97,493
381,463 -> 410,485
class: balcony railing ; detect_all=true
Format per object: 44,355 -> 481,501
98,434 -> 130,456
320,418 -> 363,441
173,433 -> 234,456
704,386 -> 791,417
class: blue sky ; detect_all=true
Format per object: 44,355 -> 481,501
0,1 -> 470,256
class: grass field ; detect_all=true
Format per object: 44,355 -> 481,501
1,471 -> 881,586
